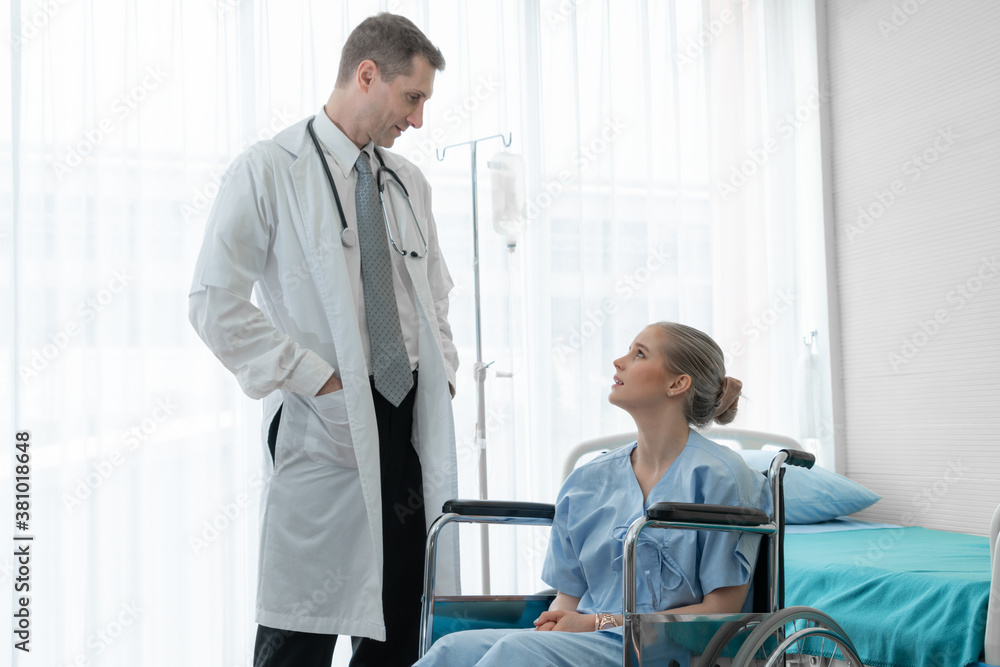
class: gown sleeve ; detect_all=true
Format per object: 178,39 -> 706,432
541,475 -> 589,599
695,462 -> 770,596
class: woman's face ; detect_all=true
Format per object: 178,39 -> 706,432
609,325 -> 678,410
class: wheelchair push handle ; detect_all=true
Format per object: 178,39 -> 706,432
778,448 -> 815,469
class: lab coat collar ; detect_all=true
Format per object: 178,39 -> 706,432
311,107 -> 376,178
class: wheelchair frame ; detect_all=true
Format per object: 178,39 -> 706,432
419,432 -> 863,666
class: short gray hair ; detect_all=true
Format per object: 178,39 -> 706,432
336,13 -> 445,88
652,322 -> 740,428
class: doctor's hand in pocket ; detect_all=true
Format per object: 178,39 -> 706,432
302,372 -> 356,468
316,372 -> 343,396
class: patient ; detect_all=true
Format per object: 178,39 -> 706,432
414,322 -> 772,667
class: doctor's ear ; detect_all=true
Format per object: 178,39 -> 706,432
356,60 -> 379,91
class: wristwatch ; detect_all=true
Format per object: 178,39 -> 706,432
595,612 -> 619,631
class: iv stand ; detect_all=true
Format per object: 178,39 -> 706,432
437,132 -> 512,595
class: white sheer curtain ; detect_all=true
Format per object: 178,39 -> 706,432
2,1 -> 828,664
422,0 -> 831,596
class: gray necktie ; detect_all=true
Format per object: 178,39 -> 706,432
355,152 -> 413,407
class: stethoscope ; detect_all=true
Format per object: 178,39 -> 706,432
306,117 -> 429,259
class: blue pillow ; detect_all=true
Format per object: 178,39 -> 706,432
738,450 -> 880,524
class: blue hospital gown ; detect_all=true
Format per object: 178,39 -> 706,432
416,431 -> 772,667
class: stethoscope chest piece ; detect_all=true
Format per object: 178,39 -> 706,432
340,227 -> 357,248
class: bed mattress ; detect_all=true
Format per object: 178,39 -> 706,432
783,525 -> 992,667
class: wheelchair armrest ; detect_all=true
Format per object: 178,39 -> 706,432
442,499 -> 555,520
647,502 -> 770,526
780,448 -> 815,469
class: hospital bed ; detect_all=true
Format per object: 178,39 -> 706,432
419,429 -> 1000,667
576,431 -> 1000,667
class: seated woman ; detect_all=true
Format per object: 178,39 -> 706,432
415,322 -> 772,667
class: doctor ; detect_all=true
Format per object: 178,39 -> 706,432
188,13 -> 459,667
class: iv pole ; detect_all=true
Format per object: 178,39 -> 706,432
437,132 -> 512,595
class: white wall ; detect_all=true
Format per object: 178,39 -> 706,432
822,0 -> 1000,535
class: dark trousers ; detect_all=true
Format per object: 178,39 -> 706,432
254,374 -> 426,667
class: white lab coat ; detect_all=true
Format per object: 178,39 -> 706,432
188,117 -> 461,639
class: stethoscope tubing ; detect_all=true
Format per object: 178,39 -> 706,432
306,116 -> 427,258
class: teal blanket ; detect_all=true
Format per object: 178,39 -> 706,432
784,527 -> 992,667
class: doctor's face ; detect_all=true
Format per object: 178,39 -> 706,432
364,54 -> 435,147
609,326 -> 678,411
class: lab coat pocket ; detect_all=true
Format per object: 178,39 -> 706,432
303,390 -> 358,468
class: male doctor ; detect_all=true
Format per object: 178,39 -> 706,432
188,13 -> 459,667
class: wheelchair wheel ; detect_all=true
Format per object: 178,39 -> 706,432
732,606 -> 863,667
697,613 -> 766,667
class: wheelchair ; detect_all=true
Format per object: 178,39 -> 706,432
418,429 -> 863,666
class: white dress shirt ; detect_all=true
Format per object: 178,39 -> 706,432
309,107 -> 422,376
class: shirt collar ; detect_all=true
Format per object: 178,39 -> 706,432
311,107 -> 375,178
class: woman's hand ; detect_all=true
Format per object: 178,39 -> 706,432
532,609 -> 595,633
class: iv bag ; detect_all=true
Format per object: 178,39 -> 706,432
488,152 -> 526,248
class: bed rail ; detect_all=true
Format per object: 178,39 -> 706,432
987,504 -> 1000,665
560,428 -> 805,481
